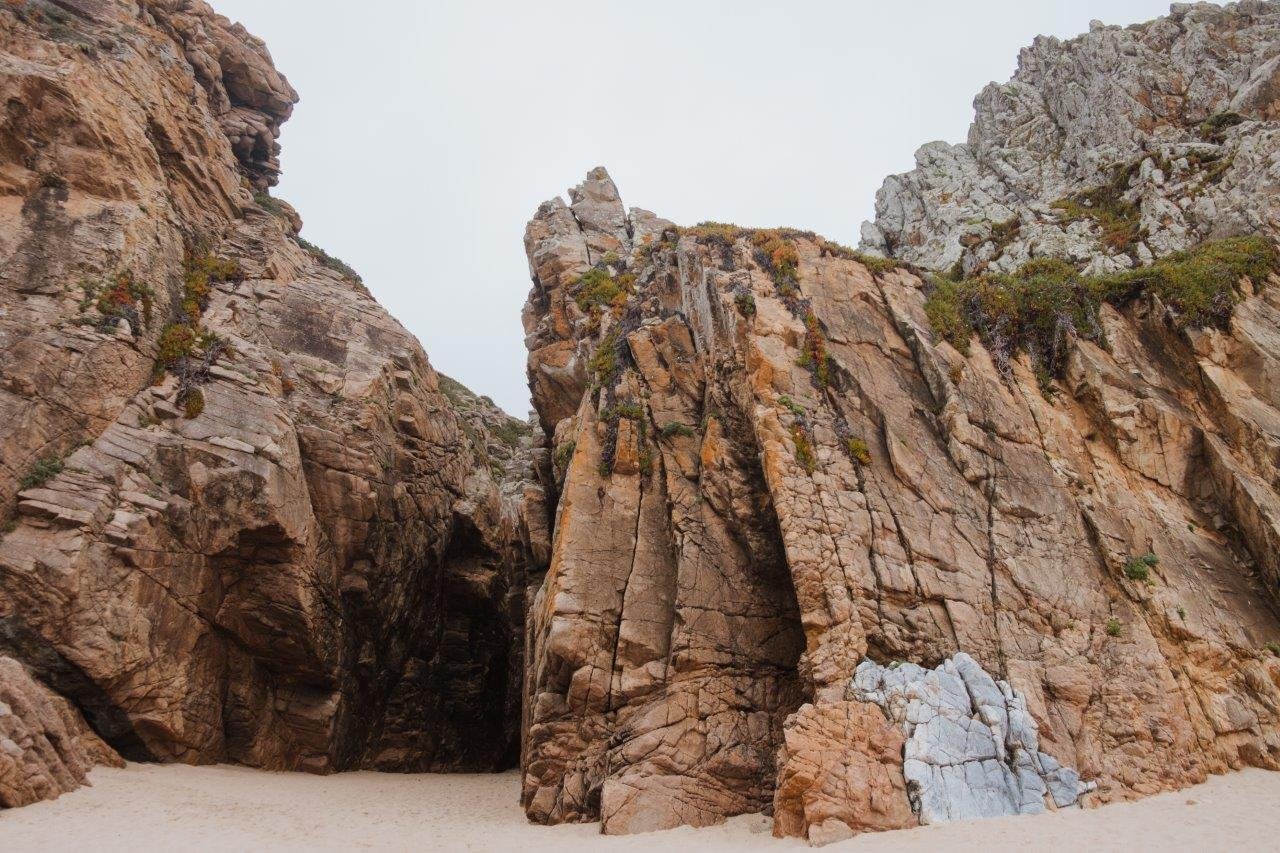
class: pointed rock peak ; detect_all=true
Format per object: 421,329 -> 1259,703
566,166 -> 630,259
569,166 -> 622,209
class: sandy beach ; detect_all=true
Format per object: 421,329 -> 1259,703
1,764 -> 1278,852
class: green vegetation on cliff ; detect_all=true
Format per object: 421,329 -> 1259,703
925,236 -> 1280,389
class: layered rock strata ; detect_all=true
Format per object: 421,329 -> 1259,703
0,656 -> 122,808
520,166 -> 1280,840
0,0 -> 532,801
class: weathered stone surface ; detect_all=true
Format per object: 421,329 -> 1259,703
0,656 -> 121,809
852,654 -> 1093,825
521,165 -> 1280,839
862,2 -> 1280,277
773,701 -> 913,844
0,0 -> 534,803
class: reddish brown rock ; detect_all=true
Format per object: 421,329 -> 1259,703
0,656 -> 121,808
0,0 -> 532,800
520,169 -> 1280,838
772,702 -> 912,844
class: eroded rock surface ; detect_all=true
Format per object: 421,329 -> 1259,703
0,0 -> 532,802
520,165 -> 1280,840
0,656 -> 121,808
852,653 -> 1092,825
862,2 -> 1280,277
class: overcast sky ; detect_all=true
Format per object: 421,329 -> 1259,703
210,0 -> 1197,415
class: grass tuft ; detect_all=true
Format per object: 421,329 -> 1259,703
19,456 -> 65,491
924,236 -> 1280,386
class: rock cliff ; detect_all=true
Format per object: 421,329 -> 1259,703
4,0 -> 1280,844
520,165 -> 1280,839
861,1 -> 1280,277
0,0 -> 532,800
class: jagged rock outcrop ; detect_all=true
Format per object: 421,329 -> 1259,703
520,164 -> 1280,841
852,653 -> 1092,823
861,1 -> 1280,277
0,0 -> 531,803
0,656 -> 122,808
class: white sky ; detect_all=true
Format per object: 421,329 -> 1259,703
210,0 -> 1200,415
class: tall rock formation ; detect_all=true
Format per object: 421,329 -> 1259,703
0,0 -> 532,801
521,165 -> 1280,840
860,1 -> 1280,277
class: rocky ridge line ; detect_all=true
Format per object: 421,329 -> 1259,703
861,1 -> 1280,279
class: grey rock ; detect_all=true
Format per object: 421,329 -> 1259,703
851,653 -> 1094,824
862,2 -> 1280,274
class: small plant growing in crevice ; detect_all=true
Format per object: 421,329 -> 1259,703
1198,112 -> 1244,142
846,437 -> 871,466
297,237 -> 363,285
19,456 -> 65,491
1267,642 -> 1280,658
751,230 -> 801,288
988,216 -> 1022,255
155,323 -> 197,375
572,267 -> 632,314
681,221 -> 743,255
181,387 -> 205,419
1177,605 -> 1187,621
817,239 -> 900,274
661,422 -> 695,439
778,395 -> 805,418
797,310 -> 831,387
1123,552 -> 1158,582
253,191 -> 291,220
152,250 -> 240,420
603,401 -> 644,422
553,441 -> 576,478
589,329 -> 621,387
924,236 -> 1280,387
790,423 -> 816,474
734,290 -> 756,317
1050,161 -> 1145,253
85,271 -> 154,334
1105,618 -> 1123,638
181,250 -> 241,323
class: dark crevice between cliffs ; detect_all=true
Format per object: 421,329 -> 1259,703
357,511 -> 523,773
0,615 -> 155,762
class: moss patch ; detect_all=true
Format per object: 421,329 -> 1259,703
924,236 -> 1280,387
1050,162 -> 1144,253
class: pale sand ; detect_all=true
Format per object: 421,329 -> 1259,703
2,765 -> 1279,852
